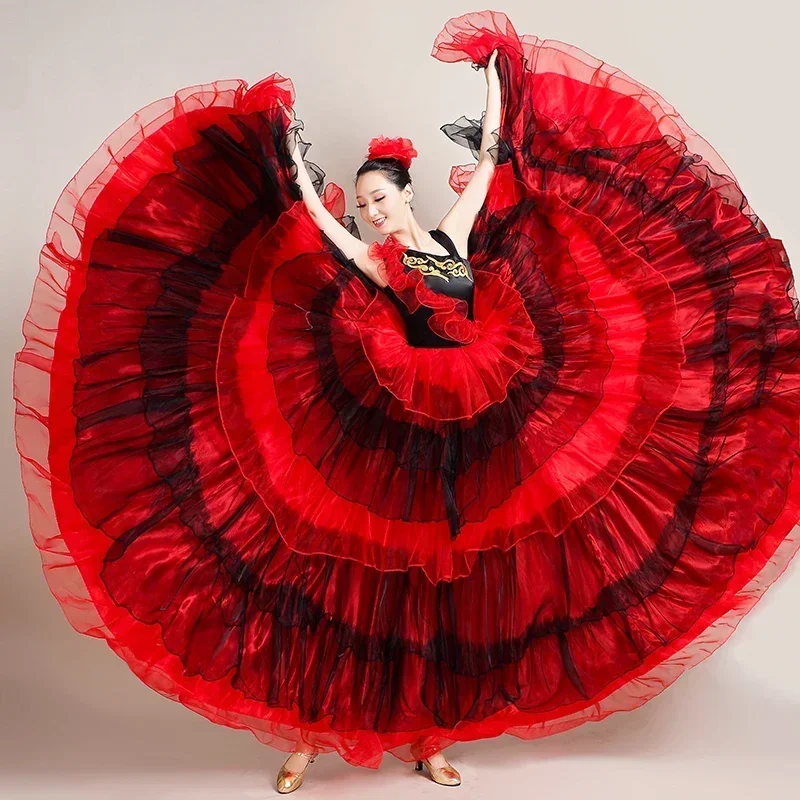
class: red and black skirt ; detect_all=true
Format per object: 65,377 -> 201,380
13,9 -> 800,768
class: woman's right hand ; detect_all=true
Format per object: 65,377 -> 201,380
285,129 -> 299,160
282,107 -> 302,159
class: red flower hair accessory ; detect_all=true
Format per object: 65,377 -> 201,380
366,136 -> 418,169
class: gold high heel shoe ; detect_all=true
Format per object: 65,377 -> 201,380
276,751 -> 317,794
415,757 -> 462,786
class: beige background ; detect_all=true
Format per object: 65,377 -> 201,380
2,0 -> 799,798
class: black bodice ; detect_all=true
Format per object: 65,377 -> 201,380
382,229 -> 475,348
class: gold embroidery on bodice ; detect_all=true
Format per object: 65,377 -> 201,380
402,252 -> 472,282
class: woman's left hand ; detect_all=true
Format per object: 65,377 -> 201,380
484,49 -> 499,87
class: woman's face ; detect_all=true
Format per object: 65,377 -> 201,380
355,171 -> 412,234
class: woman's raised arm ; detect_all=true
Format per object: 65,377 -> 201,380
286,130 -> 386,287
437,49 -> 502,257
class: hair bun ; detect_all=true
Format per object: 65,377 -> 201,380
366,136 -> 418,169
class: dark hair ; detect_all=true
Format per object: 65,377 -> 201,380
355,156 -> 412,188
355,158 -> 413,209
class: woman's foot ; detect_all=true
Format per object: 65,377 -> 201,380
415,751 -> 461,786
276,751 -> 317,794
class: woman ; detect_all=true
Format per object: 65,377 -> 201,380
15,9 -> 800,796
271,46 -> 501,792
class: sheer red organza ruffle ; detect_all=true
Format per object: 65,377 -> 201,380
13,8 -> 800,771
368,235 -> 479,344
356,266 -> 537,419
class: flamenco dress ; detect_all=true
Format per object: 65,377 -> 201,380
14,10 -> 800,769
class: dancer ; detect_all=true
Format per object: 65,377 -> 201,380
270,45 -> 501,792
14,9 -> 800,796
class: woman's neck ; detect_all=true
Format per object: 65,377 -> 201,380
390,220 -> 438,252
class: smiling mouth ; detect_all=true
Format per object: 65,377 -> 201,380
373,217 -> 386,228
